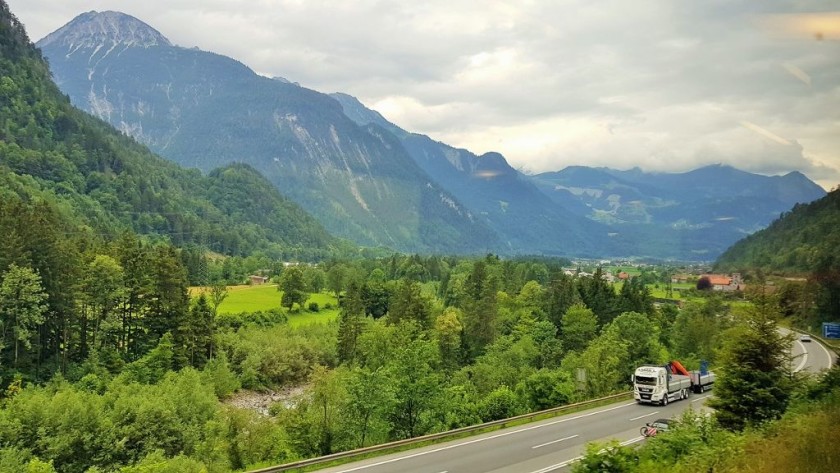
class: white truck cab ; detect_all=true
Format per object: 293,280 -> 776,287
633,365 -> 691,405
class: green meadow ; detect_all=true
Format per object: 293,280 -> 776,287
191,284 -> 340,326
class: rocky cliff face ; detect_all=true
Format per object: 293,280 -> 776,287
38,11 -> 500,254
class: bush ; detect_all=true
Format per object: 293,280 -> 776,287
479,385 -> 521,422
308,302 -> 320,312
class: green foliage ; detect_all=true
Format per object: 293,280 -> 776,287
572,440 -> 638,473
562,329 -> 629,397
517,369 -> 575,411
479,385 -> 521,421
717,187 -> 840,274
200,352 -> 240,399
561,303 -> 597,353
279,266 -> 308,311
0,264 -> 48,367
709,295 -> 793,430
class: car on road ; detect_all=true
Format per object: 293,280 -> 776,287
800,334 -> 812,343
641,418 -> 673,437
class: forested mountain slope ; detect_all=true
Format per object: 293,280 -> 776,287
716,187 -> 840,273
0,4 -> 343,260
38,11 -> 501,254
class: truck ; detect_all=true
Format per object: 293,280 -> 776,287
633,360 -> 715,405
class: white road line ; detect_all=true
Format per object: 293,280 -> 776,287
532,434 -> 579,449
619,436 -> 645,446
816,338 -> 835,369
794,340 -> 808,372
691,394 -> 712,403
529,456 -> 583,473
529,435 -> 645,473
334,402 -> 638,472
629,411 -> 659,421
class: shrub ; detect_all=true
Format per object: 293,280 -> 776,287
308,302 -> 320,312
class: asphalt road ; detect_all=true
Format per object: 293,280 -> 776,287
785,328 -> 836,375
314,336 -> 834,473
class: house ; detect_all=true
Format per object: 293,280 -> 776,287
249,275 -> 269,285
705,273 -> 743,291
618,271 -> 630,281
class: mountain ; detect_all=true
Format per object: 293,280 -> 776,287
531,164 -> 826,258
715,187 -> 840,273
0,3 -> 341,261
330,93 -> 606,255
37,11 -> 500,254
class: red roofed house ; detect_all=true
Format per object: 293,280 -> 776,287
707,273 -> 743,291
618,271 -> 630,281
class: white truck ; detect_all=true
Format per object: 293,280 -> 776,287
633,360 -> 715,406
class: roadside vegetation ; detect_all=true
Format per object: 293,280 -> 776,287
574,291 -> 839,473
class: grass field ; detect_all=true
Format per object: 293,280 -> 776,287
190,284 -> 340,326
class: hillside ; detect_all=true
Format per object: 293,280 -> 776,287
533,164 -> 825,259
0,4 -> 341,260
716,187 -> 840,273
37,11 -> 501,254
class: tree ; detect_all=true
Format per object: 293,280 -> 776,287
387,279 -> 430,329
209,281 -> 228,318
708,295 -> 793,430
303,266 -> 326,293
434,307 -> 463,372
326,264 -> 347,298
604,311 -> 666,376
279,265 -> 307,311
343,366 -> 394,447
0,264 -> 48,367
577,268 -> 619,327
80,255 -> 125,355
545,271 -> 579,331
461,260 -> 498,359
562,329 -> 628,397
561,304 -> 598,353
337,281 -> 367,364
183,294 -> 214,367
696,276 -> 712,291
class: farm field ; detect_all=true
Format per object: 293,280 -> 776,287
190,284 -> 340,326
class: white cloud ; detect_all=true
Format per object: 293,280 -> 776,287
8,0 -> 840,189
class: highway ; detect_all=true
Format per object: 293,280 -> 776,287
313,335 -> 834,473
785,328 -> 836,375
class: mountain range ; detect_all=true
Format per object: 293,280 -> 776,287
36,10 -> 827,260
0,2 -> 343,270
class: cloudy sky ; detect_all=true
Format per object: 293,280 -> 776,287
8,0 -> 840,189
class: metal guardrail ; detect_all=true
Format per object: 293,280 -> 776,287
247,391 -> 632,473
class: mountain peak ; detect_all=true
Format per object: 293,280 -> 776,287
37,11 -> 170,49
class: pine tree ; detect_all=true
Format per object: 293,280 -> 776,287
709,294 -> 793,430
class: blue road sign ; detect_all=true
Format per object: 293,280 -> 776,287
823,322 -> 840,339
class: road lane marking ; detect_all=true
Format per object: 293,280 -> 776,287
619,436 -> 645,446
532,434 -> 579,449
333,402 -> 637,472
691,394 -> 712,403
530,456 -> 582,473
794,340 -> 808,372
529,436 -> 645,473
629,411 -> 659,421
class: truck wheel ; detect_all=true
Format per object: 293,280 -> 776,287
700,385 -> 705,393
662,395 -> 668,406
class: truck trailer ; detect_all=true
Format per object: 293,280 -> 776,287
633,360 -> 715,405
